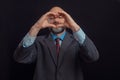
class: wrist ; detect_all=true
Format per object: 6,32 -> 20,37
29,26 -> 41,37
71,24 -> 80,32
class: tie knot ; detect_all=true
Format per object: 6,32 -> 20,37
55,38 -> 60,42
55,38 -> 60,46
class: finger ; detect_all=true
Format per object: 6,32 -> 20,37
40,12 -> 56,20
45,12 -> 57,17
55,25 -> 64,28
58,11 -> 68,17
47,24 -> 56,28
58,11 -> 71,21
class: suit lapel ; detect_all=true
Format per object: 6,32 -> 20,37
58,32 -> 74,68
44,34 -> 57,66
43,32 -> 74,67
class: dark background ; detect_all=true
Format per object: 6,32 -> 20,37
0,0 -> 120,80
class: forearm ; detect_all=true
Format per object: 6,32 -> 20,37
73,27 -> 99,62
21,33 -> 36,47
79,36 -> 99,62
73,28 -> 86,44
28,24 -> 42,37
14,29 -> 39,63
20,24 -> 42,47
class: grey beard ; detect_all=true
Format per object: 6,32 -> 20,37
50,27 -> 65,34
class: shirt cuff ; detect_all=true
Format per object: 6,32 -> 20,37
73,29 -> 86,44
21,33 -> 36,47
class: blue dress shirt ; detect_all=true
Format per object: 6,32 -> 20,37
21,29 -> 86,48
50,31 -> 66,46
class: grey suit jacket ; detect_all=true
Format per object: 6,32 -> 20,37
14,31 -> 99,80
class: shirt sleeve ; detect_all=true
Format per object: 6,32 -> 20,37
73,29 -> 86,44
19,33 -> 36,48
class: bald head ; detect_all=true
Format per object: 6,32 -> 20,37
49,6 -> 64,13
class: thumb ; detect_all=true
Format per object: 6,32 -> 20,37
48,24 -> 56,28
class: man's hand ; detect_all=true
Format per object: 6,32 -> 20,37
29,12 -> 56,36
58,11 -> 80,32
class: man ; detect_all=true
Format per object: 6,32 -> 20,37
14,6 -> 99,80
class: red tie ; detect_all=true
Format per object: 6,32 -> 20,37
55,38 -> 60,56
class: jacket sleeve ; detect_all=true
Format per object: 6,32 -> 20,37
13,39 -> 39,64
78,35 -> 99,63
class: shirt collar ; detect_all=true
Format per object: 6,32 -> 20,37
51,31 -> 66,41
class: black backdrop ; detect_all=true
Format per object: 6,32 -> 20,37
0,0 -> 120,80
